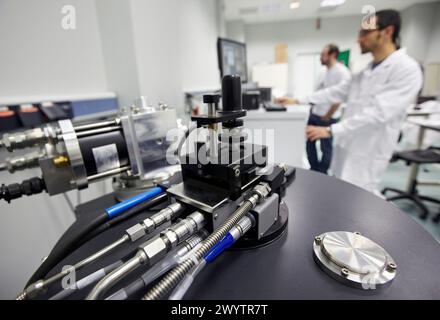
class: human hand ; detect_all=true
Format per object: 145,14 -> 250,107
306,126 -> 331,141
275,97 -> 298,105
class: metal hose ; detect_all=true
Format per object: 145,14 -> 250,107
86,254 -> 143,300
143,194 -> 259,300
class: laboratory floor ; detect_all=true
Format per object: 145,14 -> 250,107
380,162 -> 440,242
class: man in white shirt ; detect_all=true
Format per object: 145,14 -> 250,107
279,10 -> 423,195
304,44 -> 351,174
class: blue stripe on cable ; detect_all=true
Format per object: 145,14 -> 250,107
105,186 -> 164,219
204,233 -> 235,263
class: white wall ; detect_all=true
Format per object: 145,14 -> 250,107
130,0 -> 222,113
95,0 -> 141,107
401,2 -> 438,63
425,2 -> 440,64
179,0 -> 222,92
226,20 -> 246,43
0,0 -> 108,97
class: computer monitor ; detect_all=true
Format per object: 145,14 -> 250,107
217,38 -> 248,83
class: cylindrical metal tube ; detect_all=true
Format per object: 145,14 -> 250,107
73,119 -> 120,132
75,235 -> 129,270
75,126 -> 121,139
87,165 -> 131,182
86,253 -> 144,300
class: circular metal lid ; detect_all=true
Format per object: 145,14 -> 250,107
313,231 -> 397,290
321,231 -> 387,274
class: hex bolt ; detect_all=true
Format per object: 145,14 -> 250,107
341,268 -> 349,277
314,236 -> 322,245
387,262 -> 397,272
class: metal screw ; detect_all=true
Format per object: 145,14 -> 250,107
341,268 -> 349,277
314,236 -> 322,245
214,213 -> 218,220
197,164 -> 202,169
354,231 -> 361,235
387,262 -> 397,272
234,168 -> 240,177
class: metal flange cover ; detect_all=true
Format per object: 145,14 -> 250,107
313,231 -> 396,290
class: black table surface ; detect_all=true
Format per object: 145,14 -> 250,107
45,169 -> 440,299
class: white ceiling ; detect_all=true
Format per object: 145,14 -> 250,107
223,0 -> 440,24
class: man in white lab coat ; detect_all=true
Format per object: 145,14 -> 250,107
304,44 -> 351,174
282,10 -> 423,195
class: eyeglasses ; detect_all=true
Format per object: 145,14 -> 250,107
358,27 -> 384,38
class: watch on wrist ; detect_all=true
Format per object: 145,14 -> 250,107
326,126 -> 332,136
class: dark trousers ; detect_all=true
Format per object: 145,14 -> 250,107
306,113 -> 337,175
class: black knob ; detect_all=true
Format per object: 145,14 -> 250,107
203,94 -> 220,104
222,75 -> 242,112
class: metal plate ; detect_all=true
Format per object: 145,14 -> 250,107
313,231 -> 397,290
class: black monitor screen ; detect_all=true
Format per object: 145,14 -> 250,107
217,38 -> 248,83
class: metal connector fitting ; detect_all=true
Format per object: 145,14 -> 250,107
186,211 -> 206,231
2,150 -> 45,173
125,223 -> 147,242
161,211 -> 206,249
179,230 -> 208,254
141,218 -> 155,234
229,215 -> 253,241
1,128 -> 46,152
168,202 -> 183,216
252,182 -> 271,202
135,202 -> 185,238
150,202 -> 183,227
138,237 -> 168,266
138,212 -> 205,266
236,215 -> 253,235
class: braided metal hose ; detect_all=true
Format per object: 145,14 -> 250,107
143,193 -> 260,300
16,292 -> 26,300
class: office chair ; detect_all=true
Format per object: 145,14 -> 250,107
382,147 -> 440,222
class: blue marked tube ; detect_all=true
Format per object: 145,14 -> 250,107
105,186 -> 164,219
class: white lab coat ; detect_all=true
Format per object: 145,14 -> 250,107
303,49 -> 423,194
312,62 -> 351,118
